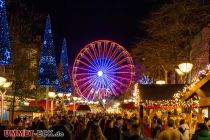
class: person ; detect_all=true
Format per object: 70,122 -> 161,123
143,116 -> 152,137
47,123 -> 72,140
179,119 -> 189,140
191,123 -> 210,140
130,124 -> 144,140
86,121 -> 106,140
76,120 -> 94,140
34,121 -> 47,140
112,116 -> 123,140
104,119 -> 115,140
158,119 -> 184,140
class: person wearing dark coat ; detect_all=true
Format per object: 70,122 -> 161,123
129,124 -> 145,140
191,123 -> 210,140
112,116 -> 123,140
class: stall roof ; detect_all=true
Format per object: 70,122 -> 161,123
140,84 -> 185,101
77,105 -> 91,111
8,106 -> 44,112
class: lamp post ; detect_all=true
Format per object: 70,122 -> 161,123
0,77 -> 12,123
73,97 -> 77,116
48,92 -> 55,116
175,62 -> 193,84
57,93 -> 64,114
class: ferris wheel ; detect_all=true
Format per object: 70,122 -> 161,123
72,40 -> 135,101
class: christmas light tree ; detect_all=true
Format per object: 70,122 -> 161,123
56,38 -> 72,93
0,0 -> 11,64
38,15 -> 58,86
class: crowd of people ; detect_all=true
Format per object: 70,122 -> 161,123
0,113 -> 210,140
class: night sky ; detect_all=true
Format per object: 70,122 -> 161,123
31,0 -> 165,64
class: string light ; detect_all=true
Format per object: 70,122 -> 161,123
173,64 -> 210,107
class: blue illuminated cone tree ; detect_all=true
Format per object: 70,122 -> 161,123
38,15 -> 58,119
0,0 -> 11,64
56,38 -> 72,93
38,15 -> 58,86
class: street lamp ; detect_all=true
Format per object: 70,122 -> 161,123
178,63 -> 193,73
66,93 -> 71,97
73,97 -> 78,116
48,92 -> 55,116
57,93 -> 63,98
0,77 -> 12,123
175,62 -> 193,84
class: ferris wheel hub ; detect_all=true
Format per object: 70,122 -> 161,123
97,71 -> 103,77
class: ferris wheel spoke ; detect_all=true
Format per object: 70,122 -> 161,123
74,66 -> 96,73
107,71 -> 131,74
109,76 -> 127,88
107,44 -> 115,59
107,58 -> 127,71
78,60 -> 97,71
109,74 -> 131,81
106,51 -> 124,71
82,54 -> 99,70
85,48 -> 99,68
75,72 -> 96,76
109,47 -> 118,61
82,77 -> 98,95
108,85 -> 117,96
76,75 -> 95,83
92,45 -> 101,67
112,82 -> 124,94
115,64 -> 131,70
80,75 -> 97,89
112,51 -> 125,63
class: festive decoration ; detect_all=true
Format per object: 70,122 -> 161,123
56,38 -> 72,93
38,15 -> 58,86
72,40 -> 135,100
173,64 -> 210,102
0,0 -> 11,64
139,74 -> 153,84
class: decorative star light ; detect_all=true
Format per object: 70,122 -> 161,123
4,49 -> 10,60
40,68 -> 44,73
48,29 -> 52,34
0,0 -> 3,8
43,40 -> 47,45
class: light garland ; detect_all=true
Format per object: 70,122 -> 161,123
173,64 -> 210,106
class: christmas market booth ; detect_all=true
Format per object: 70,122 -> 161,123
8,106 -> 44,122
174,64 -> 210,120
139,84 -> 185,118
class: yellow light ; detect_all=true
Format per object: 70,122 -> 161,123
48,92 -> 55,98
57,93 -> 63,97
156,80 -> 166,85
73,97 -> 77,100
124,100 -> 128,103
3,82 -> 12,88
24,101 -> 29,106
0,77 -> 6,86
66,93 -> 71,97
177,108 -> 182,111
178,63 -> 193,73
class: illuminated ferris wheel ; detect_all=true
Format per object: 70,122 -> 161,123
72,40 -> 135,101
